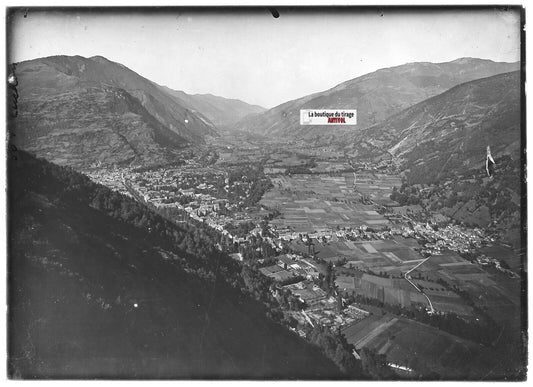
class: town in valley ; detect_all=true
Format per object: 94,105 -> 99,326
85,131 -> 523,378
8,7 -> 525,380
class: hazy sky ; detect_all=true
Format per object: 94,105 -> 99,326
9,8 -> 521,108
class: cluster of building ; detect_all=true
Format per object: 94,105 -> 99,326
85,168 -> 132,197
259,254 -> 320,282
257,254 -> 373,330
87,161 -> 272,242
283,283 -> 371,330
273,225 -> 402,244
411,222 -> 488,255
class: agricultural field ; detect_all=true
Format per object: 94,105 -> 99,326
257,169 -> 523,377
299,238 -> 425,272
327,242 -> 475,315
352,173 -> 402,205
342,313 -> 499,378
403,250 -> 520,321
265,151 -> 312,168
262,174 -> 394,233
310,161 -> 353,173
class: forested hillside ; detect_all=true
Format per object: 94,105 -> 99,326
8,151 -> 351,379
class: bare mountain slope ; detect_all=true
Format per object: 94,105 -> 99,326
232,58 -> 519,140
11,55 -> 218,168
346,71 -> 521,184
159,86 -> 266,129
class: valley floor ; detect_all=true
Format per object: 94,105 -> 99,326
81,133 -> 525,379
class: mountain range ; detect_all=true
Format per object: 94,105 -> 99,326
159,86 -> 265,129
231,58 -> 519,140
344,70 -> 522,183
11,55 -> 520,170
10,55 -> 262,169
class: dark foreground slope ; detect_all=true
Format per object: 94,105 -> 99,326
8,151 -> 344,379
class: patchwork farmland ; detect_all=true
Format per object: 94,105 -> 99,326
255,169 -> 523,378
291,237 -> 426,273
261,173 -> 400,232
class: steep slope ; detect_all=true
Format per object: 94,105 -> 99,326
347,71 -> 523,247
232,58 -> 519,140
8,151 -> 345,379
347,71 -> 521,183
160,86 -> 265,129
11,55 -> 218,168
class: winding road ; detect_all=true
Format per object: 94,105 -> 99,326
403,257 -> 435,314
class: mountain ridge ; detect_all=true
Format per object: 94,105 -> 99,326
11,55 -> 223,169
158,85 -> 265,129
231,57 -> 519,140
15,54 -> 219,140
343,70 -> 521,178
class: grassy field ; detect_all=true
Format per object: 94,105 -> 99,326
352,173 -> 401,205
262,174 -> 395,232
343,313 -> 500,378
407,250 -> 520,320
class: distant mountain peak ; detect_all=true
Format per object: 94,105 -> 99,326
89,54 -> 109,60
449,57 -> 484,63
160,86 -> 266,129
88,55 -> 115,64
